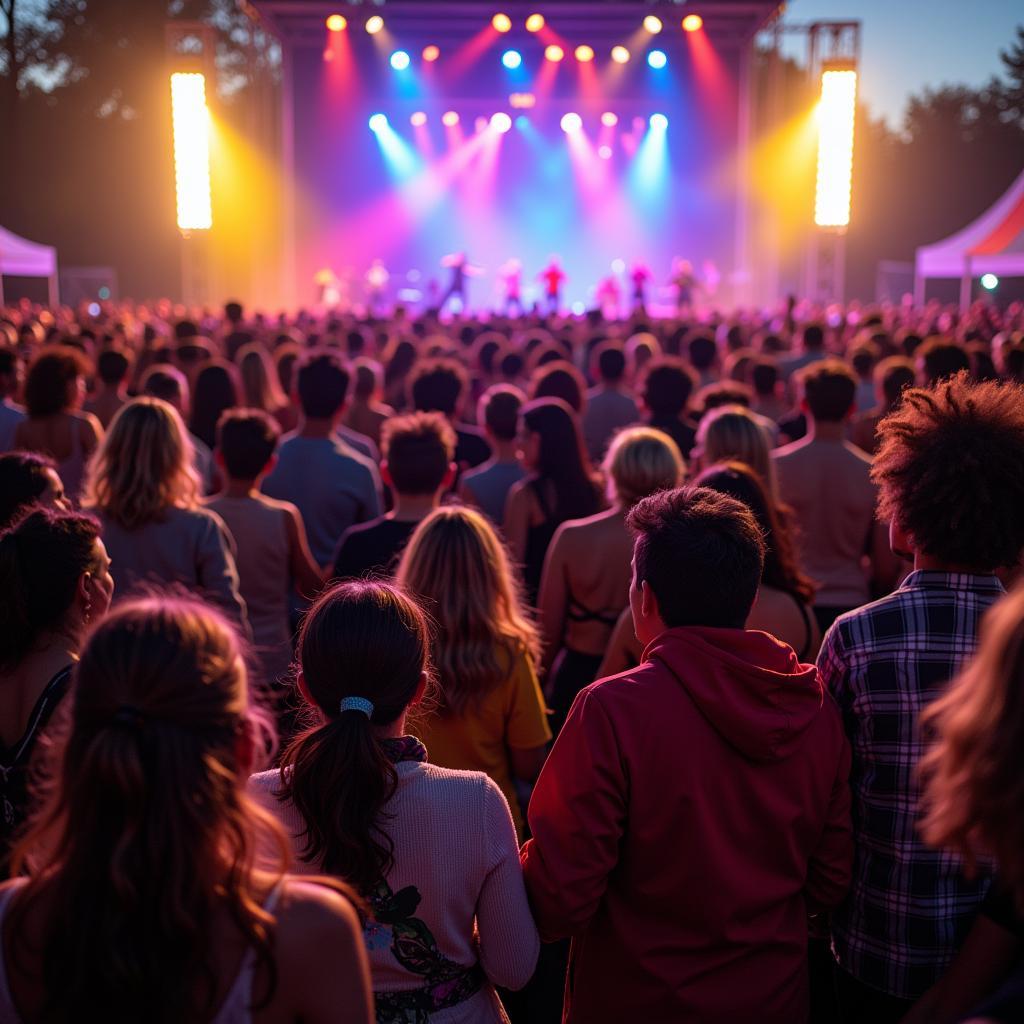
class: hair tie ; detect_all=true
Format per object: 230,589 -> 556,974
339,696 -> 374,718
111,705 -> 145,731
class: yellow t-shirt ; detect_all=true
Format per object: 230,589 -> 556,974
414,646 -> 551,839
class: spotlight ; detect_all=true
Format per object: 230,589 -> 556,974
643,15 -> 663,33
442,110 -> 460,127
368,113 -> 388,132
560,112 -> 582,133
491,112 -> 512,133
682,14 -> 704,32
390,50 -> 410,70
649,113 -> 668,130
647,49 -> 667,69
525,13 -> 545,32
611,45 -> 630,64
981,273 -> 999,291
325,13 -> 347,32
492,12 -> 512,33
410,111 -> 427,127
545,44 -> 565,62
502,49 -> 523,69
170,72 -> 212,231
422,44 -> 440,62
814,68 -> 857,227
598,144 -> 612,159
575,45 -> 595,63
600,111 -> 618,127
365,15 -> 384,34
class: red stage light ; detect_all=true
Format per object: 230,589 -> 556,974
682,14 -> 704,33
325,14 -> 347,32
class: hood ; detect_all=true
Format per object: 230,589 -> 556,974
645,626 -> 824,762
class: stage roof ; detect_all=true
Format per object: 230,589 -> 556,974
247,1 -> 784,49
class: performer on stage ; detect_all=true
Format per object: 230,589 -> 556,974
539,256 -> 566,315
498,258 -> 524,314
670,257 -> 697,316
595,274 -> 622,320
439,252 -> 482,313
365,258 -> 390,315
313,266 -> 341,308
630,261 -> 653,311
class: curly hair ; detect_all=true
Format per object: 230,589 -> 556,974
872,372 -> 1024,569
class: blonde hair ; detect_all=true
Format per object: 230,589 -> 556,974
84,397 -> 200,529
920,588 -> 1024,908
603,426 -> 685,508
238,343 -> 289,414
697,405 -> 778,499
397,506 -> 541,716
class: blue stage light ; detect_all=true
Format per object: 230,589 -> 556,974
368,113 -> 388,132
647,49 -> 667,69
502,49 -> 522,69
649,113 -> 668,130
390,50 -> 410,71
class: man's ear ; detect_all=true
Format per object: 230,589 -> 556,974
640,579 -> 659,621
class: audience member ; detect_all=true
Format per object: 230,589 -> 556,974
189,359 -> 242,451
529,361 -> 587,416
343,358 -> 395,447
780,321 -> 827,380
0,348 -> 24,452
917,337 -> 971,386
850,356 -> 915,455
140,364 -> 215,490
237,342 -> 298,434
581,342 -> 639,461
693,404 -> 779,500
0,451 -> 69,528
751,356 -> 789,422
459,385 -> 527,525
84,347 -> 132,428
409,358 -> 491,471
638,357 -> 699,459
687,333 -> 719,387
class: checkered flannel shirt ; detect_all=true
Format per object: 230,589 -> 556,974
817,570 -> 1005,1000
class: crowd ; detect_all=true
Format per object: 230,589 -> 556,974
1,292 -> 1024,1023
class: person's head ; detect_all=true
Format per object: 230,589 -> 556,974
642,357 -> 697,419
799,360 -> 857,424
801,322 -> 825,352
281,581 -> 431,893
0,451 -> 69,528
530,360 -> 587,414
24,345 -> 91,417
498,349 -> 525,383
408,358 -> 467,419
296,350 -> 350,421
751,356 -> 779,399
694,405 -> 775,495
696,461 -> 815,603
0,508 -> 113,671
478,383 -> 525,445
84,397 -> 200,530
95,348 -> 132,390
224,299 -> 244,325
10,596 -> 285,1019
352,357 -> 383,402
380,412 -> 456,498
874,355 -> 915,409
695,381 -> 754,417
627,486 -> 765,646
140,365 -> 190,417
603,426 -> 684,509
873,372 -> 1024,571
0,346 -> 22,399
215,408 -> 281,483
917,337 -> 971,386
237,342 -> 287,413
850,342 -> 879,382
593,342 -> 627,387
687,335 -> 717,373
397,506 -> 539,716
189,359 -> 241,449
920,586 -> 1024,909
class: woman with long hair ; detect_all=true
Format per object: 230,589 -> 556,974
504,397 -> 604,604
0,596 -> 372,1022
538,427 -> 684,731
0,452 -> 70,529
397,506 -> 550,838
692,405 -> 780,502
0,508 -> 113,861
250,580 -> 538,1022
237,343 -> 298,434
189,359 -> 242,450
13,346 -> 103,502
83,397 -> 248,630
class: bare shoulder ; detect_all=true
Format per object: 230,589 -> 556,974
276,879 -> 363,954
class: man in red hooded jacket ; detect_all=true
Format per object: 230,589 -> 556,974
521,486 -> 852,1023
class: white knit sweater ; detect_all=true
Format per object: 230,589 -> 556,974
248,761 -> 539,1023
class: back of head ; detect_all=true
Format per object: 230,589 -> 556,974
751,357 -> 779,397
0,508 -> 101,671
352,358 -> 381,401
643,357 -> 696,417
397,506 -> 538,716
604,426 -> 684,509
696,381 -> 753,417
478,383 -> 525,442
802,323 -> 825,351
216,408 -> 280,481
530,360 -> 586,414
84,397 -> 199,530
521,397 -> 594,506
381,412 -> 455,495
850,343 -> 879,380
873,372 -> 1024,570
595,342 -> 627,385
297,350 -> 351,419
141,365 -> 187,409
96,348 -> 132,386
918,337 -> 971,386
282,581 -> 430,893
876,355 -> 915,408
627,485 -> 765,629
799,359 -> 856,423
688,335 -> 717,372
11,595 -> 279,1021
0,451 -> 59,529
237,343 -> 284,412
409,358 -> 466,418
697,405 -> 774,492
190,360 -> 241,448
24,346 -> 90,418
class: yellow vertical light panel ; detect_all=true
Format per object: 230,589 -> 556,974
170,72 -> 213,231
814,69 -> 857,228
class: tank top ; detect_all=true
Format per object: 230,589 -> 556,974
0,880 -> 281,1023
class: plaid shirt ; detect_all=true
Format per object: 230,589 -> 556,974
817,570 -> 1005,999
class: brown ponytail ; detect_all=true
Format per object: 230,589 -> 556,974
280,580 -> 430,894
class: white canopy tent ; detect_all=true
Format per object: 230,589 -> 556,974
915,167 -> 1024,310
0,226 -> 59,307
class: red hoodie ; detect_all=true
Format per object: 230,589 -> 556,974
521,626 -> 852,1023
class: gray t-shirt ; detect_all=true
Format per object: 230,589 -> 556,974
461,460 -> 526,526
